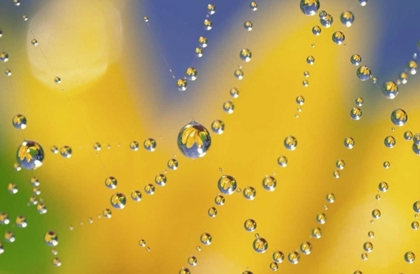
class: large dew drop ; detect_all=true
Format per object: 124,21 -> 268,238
16,140 -> 45,170
299,0 -> 320,16
177,121 -> 211,158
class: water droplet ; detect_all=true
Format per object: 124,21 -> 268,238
186,67 -> 198,81
52,257 -> 61,267
187,256 -> 198,266
217,175 -> 237,195
131,190 -> 142,202
358,0 -> 368,6
105,176 -> 117,189
383,161 -> 391,169
234,69 -> 244,80
356,65 -> 371,81
244,21 -> 253,31
200,233 -> 212,245
198,36 -> 208,48
211,120 -> 225,134
296,96 -> 305,106
379,182 -> 389,192
143,16 -> 149,23
411,221 -> 419,230
44,231 -> 58,246
203,19 -> 212,30
273,251 -> 284,263
277,156 -> 288,167
7,183 -> 17,194
382,81 -> 399,99
306,55 -> 315,65
54,76 -> 61,84
144,184 -> 155,195
144,138 -> 157,152
176,79 -> 188,91
384,136 -> 396,148
312,25 -> 321,36
179,267 -> 191,274
350,107 -> 362,120
167,158 -> 179,170
405,251 -> 415,263
316,213 -> 326,224
223,101 -> 235,114
207,4 -> 216,15
0,52 -> 9,62
368,231 -> 375,238
299,0 -> 320,16
177,121 -> 211,158
240,49 -> 252,62
0,213 -> 10,225
154,174 -> 167,187
390,108 -> 408,126
361,253 -> 368,260
243,187 -> 257,200
326,193 -> 335,203
138,239 -> 146,247
12,114 -> 27,129
284,136 -> 298,150
355,97 -> 364,106
60,146 -> 72,158
363,242 -> 373,252
312,227 -> 322,239
344,137 -> 355,149
269,262 -> 279,271
332,31 -> 345,45
110,193 -> 126,209
244,219 -> 257,232
129,141 -> 139,151
253,237 -> 268,253
215,195 -> 225,206
102,208 -> 112,218
340,11 -> 355,27
16,140 -> 44,170
250,1 -> 258,11
300,241 -> 312,255
195,47 -> 203,57
262,176 -> 277,191
288,251 -> 300,264
350,54 -> 362,66
320,14 -> 333,28
372,209 -> 381,219
5,69 -> 12,76
208,207 -> 217,218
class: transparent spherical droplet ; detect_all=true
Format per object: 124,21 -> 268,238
105,176 -> 117,189
300,242 -> 312,255
0,213 -> 10,225
223,101 -> 235,114
208,207 -> 217,218
363,242 -> 373,252
12,114 -> 27,129
37,202 -> 47,214
288,251 -> 300,264
32,186 -> 41,195
207,4 -> 216,15
306,55 -> 315,65
4,231 -> 15,243
110,193 -> 126,209
244,219 -> 257,232
144,138 -> 157,152
340,11 -> 355,27
131,190 -> 142,202
44,231 -> 58,246
92,142 -> 101,151
303,71 -> 310,78
215,195 -> 225,206
414,133 -> 420,145
356,65 -> 371,81
5,68 -> 12,76
59,146 -> 72,158
200,232 -> 212,245
284,136 -> 297,150
344,137 -> 355,149
242,187 -> 257,200
16,140 -> 44,170
302,80 -> 309,87
312,25 -> 321,36
277,156 -> 288,167
195,47 -> 203,57
407,60 -> 417,75
299,0 -> 320,16
7,183 -> 18,194
50,145 -> 58,154
358,0 -> 368,6
30,38 -> 38,46
253,237 -> 268,253
384,136 -> 396,148
240,49 -> 252,62
262,176 -> 277,191
144,184 -> 155,195
203,19 -> 212,30
187,256 -> 197,266
138,239 -> 146,247
326,193 -> 335,203
350,54 -> 362,66
154,174 -> 167,187
355,97 -> 364,107
250,1 -> 258,11
311,227 -> 322,239
411,221 -> 419,230
102,208 -> 112,218
269,261 -> 279,271
0,52 -> 9,62
413,201 -> 420,213
217,175 -> 237,195
228,88 -> 239,99
332,31 -> 345,45
54,76 -> 61,84
167,158 -> 178,170
335,159 -> 345,170
29,196 -> 38,205
186,67 -> 198,81
378,182 -> 389,192
361,253 -> 368,260
383,161 -> 391,169
143,16 -> 149,23
382,81 -> 399,99
52,257 -> 61,267
268,251 -> 283,265
198,36 -> 208,48
368,231 -> 375,238
211,120 -> 225,135
177,121 -> 211,158
244,20 -> 253,31
372,209 -> 381,219
405,252 -> 415,263
176,79 -> 188,91
390,108 -> 408,126
350,107 -> 362,120
320,14 -> 333,28
234,69 -> 244,80
179,267 -> 191,274
296,96 -> 305,106
129,141 -> 139,151
51,248 -> 58,255
400,72 -> 409,84
316,213 -> 326,224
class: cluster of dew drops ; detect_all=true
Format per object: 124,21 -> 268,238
2,0 -> 420,272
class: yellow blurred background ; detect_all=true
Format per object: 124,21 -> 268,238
0,0 -> 420,273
